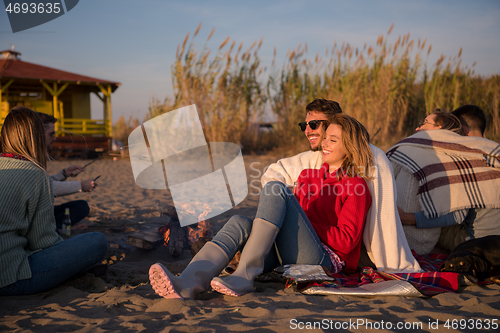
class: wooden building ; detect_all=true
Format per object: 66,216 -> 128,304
0,48 -> 120,156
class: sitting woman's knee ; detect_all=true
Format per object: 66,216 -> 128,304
84,232 -> 108,260
225,215 -> 253,230
262,181 -> 289,197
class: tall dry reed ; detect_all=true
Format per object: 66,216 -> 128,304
423,53 -> 500,140
144,23 -> 500,150
269,25 -> 425,146
148,24 -> 267,150
112,115 -> 141,145
269,23 -> 500,146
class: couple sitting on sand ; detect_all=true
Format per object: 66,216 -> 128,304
388,106 -> 500,255
149,99 -> 422,300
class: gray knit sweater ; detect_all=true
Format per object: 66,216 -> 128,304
0,157 -> 63,288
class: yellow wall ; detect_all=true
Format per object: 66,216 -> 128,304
0,101 -> 9,118
71,89 -> 91,119
31,100 -> 53,115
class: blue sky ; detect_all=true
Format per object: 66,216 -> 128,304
1,0 -> 499,123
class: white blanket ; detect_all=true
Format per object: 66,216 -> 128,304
261,144 -> 422,273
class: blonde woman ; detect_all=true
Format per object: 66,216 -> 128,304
149,113 -> 374,299
0,106 -> 108,295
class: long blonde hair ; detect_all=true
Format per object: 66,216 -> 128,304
0,106 -> 48,169
325,113 -> 374,180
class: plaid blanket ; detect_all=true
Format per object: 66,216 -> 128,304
386,130 -> 500,218
289,252 -> 460,297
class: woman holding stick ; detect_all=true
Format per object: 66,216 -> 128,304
0,106 -> 108,295
149,113 -> 373,299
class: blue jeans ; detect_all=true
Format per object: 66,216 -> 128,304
54,200 -> 90,229
212,181 -> 333,272
0,232 -> 108,295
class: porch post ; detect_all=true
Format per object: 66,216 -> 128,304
41,81 -> 69,134
97,84 -> 112,137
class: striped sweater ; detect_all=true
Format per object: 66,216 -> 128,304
0,157 -> 63,288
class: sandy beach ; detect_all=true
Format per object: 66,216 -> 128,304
1,152 -> 500,333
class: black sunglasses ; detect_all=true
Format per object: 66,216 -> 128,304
298,120 -> 326,131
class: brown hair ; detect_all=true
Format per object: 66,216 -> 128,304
325,113 -> 373,180
452,105 -> 486,135
0,106 -> 48,169
36,112 -> 57,125
432,110 -> 463,135
306,98 -> 342,116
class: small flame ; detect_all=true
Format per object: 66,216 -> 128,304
159,203 -> 213,247
177,203 -> 197,217
159,224 -> 171,245
197,204 -> 212,221
188,204 -> 213,244
188,220 -> 212,244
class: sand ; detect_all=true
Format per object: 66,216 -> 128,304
1,153 -> 500,332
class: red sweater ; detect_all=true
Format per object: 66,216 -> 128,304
295,163 -> 371,272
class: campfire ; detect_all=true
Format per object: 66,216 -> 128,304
156,201 -> 213,258
154,200 -> 241,272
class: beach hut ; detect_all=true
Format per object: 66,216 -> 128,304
0,48 -> 120,157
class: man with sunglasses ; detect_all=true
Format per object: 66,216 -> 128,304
261,99 -> 421,273
299,99 -> 341,151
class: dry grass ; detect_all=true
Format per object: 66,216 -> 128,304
148,24 -> 267,150
123,24 -> 500,150
269,25 -> 500,146
112,115 -> 141,146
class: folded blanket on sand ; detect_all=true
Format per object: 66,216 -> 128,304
283,252 -> 462,297
387,130 -> 500,218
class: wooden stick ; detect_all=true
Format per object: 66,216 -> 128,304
82,145 -> 127,169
